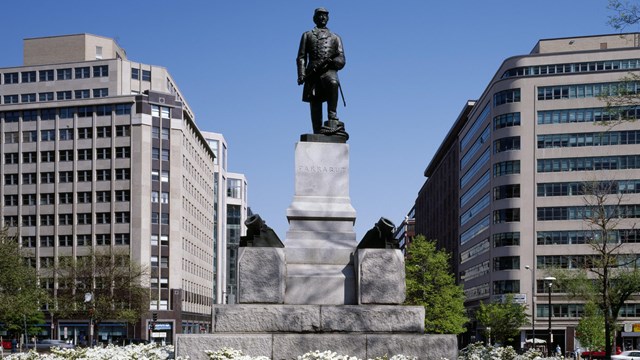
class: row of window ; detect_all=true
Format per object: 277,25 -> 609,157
2,104 -> 132,123
537,204 -> 640,221
537,81 -> 639,101
4,147 -> 131,165
460,193 -> 490,226
538,106 -> 640,124
537,229 -> 640,245
5,126 -> 130,144
460,239 -> 489,264
494,256 -> 519,270
5,190 -> 130,207
494,89 -> 521,106
537,155 -> 640,172
537,130 -> 640,148
493,112 -> 521,130
502,58 -> 640,79
460,104 -> 491,150
493,160 -> 520,177
494,184 -> 520,200
493,232 -> 520,247
493,208 -> 520,223
460,126 -> 489,169
21,233 -> 130,247
3,88 -> 108,105
1,65 -> 108,85
537,180 -> 640,197
461,260 -> 489,281
460,171 -> 490,207
4,211 -> 130,227
460,148 -> 490,188
460,215 -> 490,245
494,136 -> 520,153
4,170 -> 130,185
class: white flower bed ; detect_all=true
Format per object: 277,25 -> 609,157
205,347 -> 417,360
458,342 -> 561,360
2,343 -> 181,360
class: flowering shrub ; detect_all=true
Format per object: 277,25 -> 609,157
3,343 -> 182,360
458,342 -> 552,360
205,348 -> 417,360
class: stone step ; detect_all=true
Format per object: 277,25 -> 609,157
285,264 -> 356,304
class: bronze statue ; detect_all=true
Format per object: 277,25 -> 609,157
297,8 -> 347,138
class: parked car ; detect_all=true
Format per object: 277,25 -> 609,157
583,349 -> 623,359
612,351 -> 640,360
25,339 -> 75,352
1,339 -> 11,350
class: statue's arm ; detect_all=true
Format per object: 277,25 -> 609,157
331,34 -> 345,70
296,33 -> 308,82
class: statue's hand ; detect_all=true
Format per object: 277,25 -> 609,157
297,76 -> 305,85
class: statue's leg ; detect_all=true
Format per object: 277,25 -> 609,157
310,102 -> 323,134
325,79 -> 339,120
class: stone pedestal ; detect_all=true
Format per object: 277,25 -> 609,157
285,142 -> 357,304
356,249 -> 406,305
237,248 -> 286,304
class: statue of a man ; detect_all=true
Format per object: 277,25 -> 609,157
297,8 -> 346,135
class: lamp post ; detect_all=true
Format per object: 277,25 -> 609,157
525,265 -> 535,346
544,276 -> 556,357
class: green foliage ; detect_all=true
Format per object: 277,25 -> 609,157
0,228 -> 47,334
404,235 -> 468,334
458,342 -> 543,360
608,0 -> 640,30
476,294 -> 530,345
575,302 -> 607,352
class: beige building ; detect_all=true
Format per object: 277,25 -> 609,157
418,33 -> 640,350
0,34 -> 216,343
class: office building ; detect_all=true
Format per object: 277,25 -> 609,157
0,34 -> 216,343
415,33 -> 640,350
202,132 -> 249,304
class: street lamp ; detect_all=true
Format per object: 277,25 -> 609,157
84,293 -> 93,347
525,265 -> 535,346
544,276 -> 556,357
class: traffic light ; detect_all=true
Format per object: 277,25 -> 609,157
152,313 -> 157,322
151,313 -> 158,330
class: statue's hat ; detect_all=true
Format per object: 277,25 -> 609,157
314,7 -> 329,15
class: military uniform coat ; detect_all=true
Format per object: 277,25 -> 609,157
297,27 -> 345,103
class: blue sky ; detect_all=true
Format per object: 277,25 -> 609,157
0,0 -> 627,237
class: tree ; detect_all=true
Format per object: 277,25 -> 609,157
404,235 -> 468,334
608,0 -> 640,30
475,294 -> 529,345
575,302 -> 607,352
54,248 -> 149,343
0,228 -> 48,337
554,180 -> 640,360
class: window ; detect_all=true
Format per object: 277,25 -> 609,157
75,89 -> 90,99
22,71 -> 36,83
58,235 -> 73,247
5,153 -> 18,164
59,171 -> 73,182
23,110 -> 37,121
96,234 -> 110,246
77,106 -> 92,117
115,168 -> 131,180
77,213 -> 91,225
96,105 -> 112,116
493,280 -> 520,295
93,88 -> 108,98
57,91 -> 72,100
5,132 -> 18,144
4,72 -> 18,84
227,179 -> 242,198
93,65 -> 108,77
22,215 -> 36,227
22,236 -> 36,248
131,68 -> 139,80
75,67 -> 90,79
40,238 -> 55,249
57,68 -> 72,80
40,193 -> 54,205
22,173 -> 37,185
39,70 -> 54,82
78,127 -> 92,139
96,148 -> 111,160
4,95 -> 18,104
4,194 -> 18,206
96,169 -> 111,181
115,190 -> 130,202
41,108 -> 56,120
116,125 -> 130,137
152,147 -> 160,159
95,46 -> 103,59
40,172 -> 55,184
494,160 -> 521,177
152,191 -> 159,203
493,256 -> 520,271
96,191 -> 111,202
115,233 -> 130,245
77,234 -> 90,246
59,214 -> 73,226
41,151 -> 55,162
96,126 -> 111,138
57,150 -> 72,163
142,70 -> 151,81
494,184 -> 521,200
22,152 -> 37,164
22,131 -> 37,143
77,148 -> 92,160
161,107 -> 170,119
77,170 -> 92,182
4,216 -> 18,227
77,191 -> 91,204
493,232 -> 521,247
493,208 -> 521,223
96,212 -> 110,224
115,212 -> 130,223
116,147 -> 130,158
22,194 -> 36,205
115,104 -> 131,115
59,193 -> 73,204
41,129 -> 56,141
21,93 -> 36,103
39,92 -> 54,101
40,214 -> 54,226
59,128 -> 73,141
161,192 -> 169,204
60,107 -> 75,119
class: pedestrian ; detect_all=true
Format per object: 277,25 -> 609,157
557,344 -> 562,356
11,338 -> 17,353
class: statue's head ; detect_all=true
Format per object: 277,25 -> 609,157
313,8 -> 329,28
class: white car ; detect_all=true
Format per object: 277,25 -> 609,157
612,351 -> 640,360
